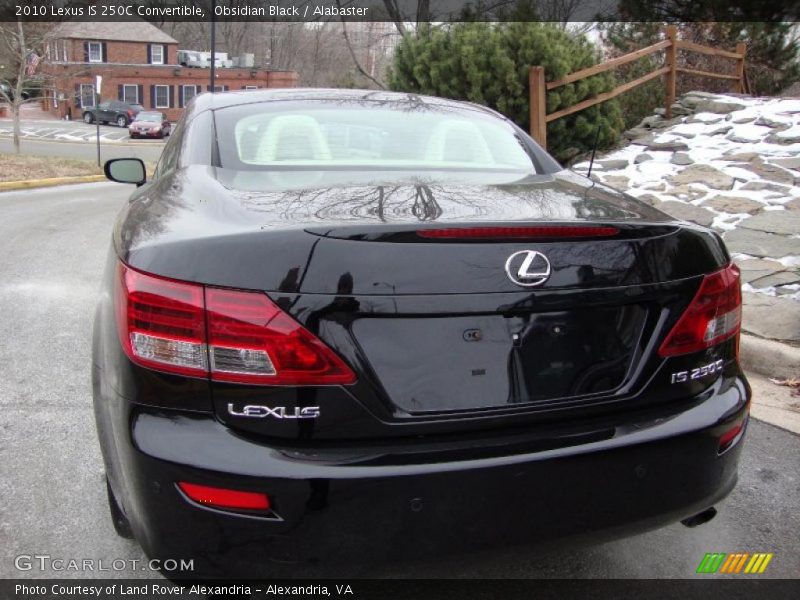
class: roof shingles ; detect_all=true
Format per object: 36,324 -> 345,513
52,21 -> 177,44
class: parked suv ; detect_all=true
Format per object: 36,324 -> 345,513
83,101 -> 143,127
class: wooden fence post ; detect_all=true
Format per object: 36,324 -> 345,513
735,42 -> 747,94
529,66 -> 547,149
664,25 -> 678,119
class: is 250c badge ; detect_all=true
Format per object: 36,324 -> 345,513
670,359 -> 724,384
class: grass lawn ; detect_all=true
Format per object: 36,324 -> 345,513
0,153 -> 102,182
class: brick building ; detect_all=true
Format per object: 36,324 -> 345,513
41,21 -> 297,121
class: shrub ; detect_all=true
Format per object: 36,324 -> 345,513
388,23 -> 624,163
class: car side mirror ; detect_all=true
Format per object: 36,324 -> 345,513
104,158 -> 146,187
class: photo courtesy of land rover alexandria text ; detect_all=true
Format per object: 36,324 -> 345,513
93,89 -> 750,577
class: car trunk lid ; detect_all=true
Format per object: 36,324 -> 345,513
118,167 -> 728,436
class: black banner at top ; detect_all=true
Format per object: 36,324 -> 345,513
1,0 -> 798,22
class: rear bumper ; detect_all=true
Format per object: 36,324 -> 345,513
111,376 -> 749,577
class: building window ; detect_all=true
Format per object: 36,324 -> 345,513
150,44 -> 164,65
80,84 -> 95,108
244,85 -> 258,90
122,84 -> 138,104
47,40 -> 69,62
154,85 -> 169,108
87,42 -> 102,63
181,85 -> 198,105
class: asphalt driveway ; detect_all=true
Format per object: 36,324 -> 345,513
0,182 -> 798,580
0,119 -> 165,144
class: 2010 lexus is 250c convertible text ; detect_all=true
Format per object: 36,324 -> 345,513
93,88 -> 750,577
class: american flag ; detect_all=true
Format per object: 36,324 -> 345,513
26,51 -> 40,76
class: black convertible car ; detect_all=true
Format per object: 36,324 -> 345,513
95,89 -> 750,577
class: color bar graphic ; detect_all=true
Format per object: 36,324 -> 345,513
697,552 -> 773,574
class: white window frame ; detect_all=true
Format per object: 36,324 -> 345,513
181,85 -> 198,105
87,42 -> 102,63
122,84 -> 139,104
80,84 -> 95,108
47,40 -> 68,62
244,85 -> 258,90
49,40 -> 68,62
154,85 -> 169,109
151,44 -> 164,65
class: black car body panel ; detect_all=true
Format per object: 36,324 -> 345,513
116,165 -> 726,293
93,89 -> 750,576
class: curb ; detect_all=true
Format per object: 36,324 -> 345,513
739,334 -> 800,380
0,174 -> 106,192
0,134 -> 164,147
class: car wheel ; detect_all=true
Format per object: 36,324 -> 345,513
106,477 -> 134,539
116,116 -> 128,128
83,112 -> 93,124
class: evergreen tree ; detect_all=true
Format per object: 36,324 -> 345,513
601,19 -> 800,98
388,23 -> 624,163
716,22 -> 800,96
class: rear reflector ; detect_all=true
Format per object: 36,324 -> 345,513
417,226 -> 619,239
115,262 -> 356,385
177,482 -> 270,511
658,263 -> 742,357
718,412 -> 748,454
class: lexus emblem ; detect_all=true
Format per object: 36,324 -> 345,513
504,250 -> 551,287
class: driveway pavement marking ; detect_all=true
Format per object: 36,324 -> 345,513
0,122 -> 151,144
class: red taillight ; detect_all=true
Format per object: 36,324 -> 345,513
658,264 -> 742,357
177,482 -> 270,511
115,263 -> 208,377
417,226 -> 619,239
127,110 -> 134,118
206,287 -> 356,385
114,262 -> 356,385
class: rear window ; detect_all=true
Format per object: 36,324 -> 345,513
137,112 -> 163,122
214,101 -> 539,172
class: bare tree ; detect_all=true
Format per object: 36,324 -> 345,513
539,0 -> 586,24
0,20 -> 54,153
328,0 -> 389,88
382,0 -> 410,37
337,16 -> 386,89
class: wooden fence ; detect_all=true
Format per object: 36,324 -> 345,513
529,25 -> 749,149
